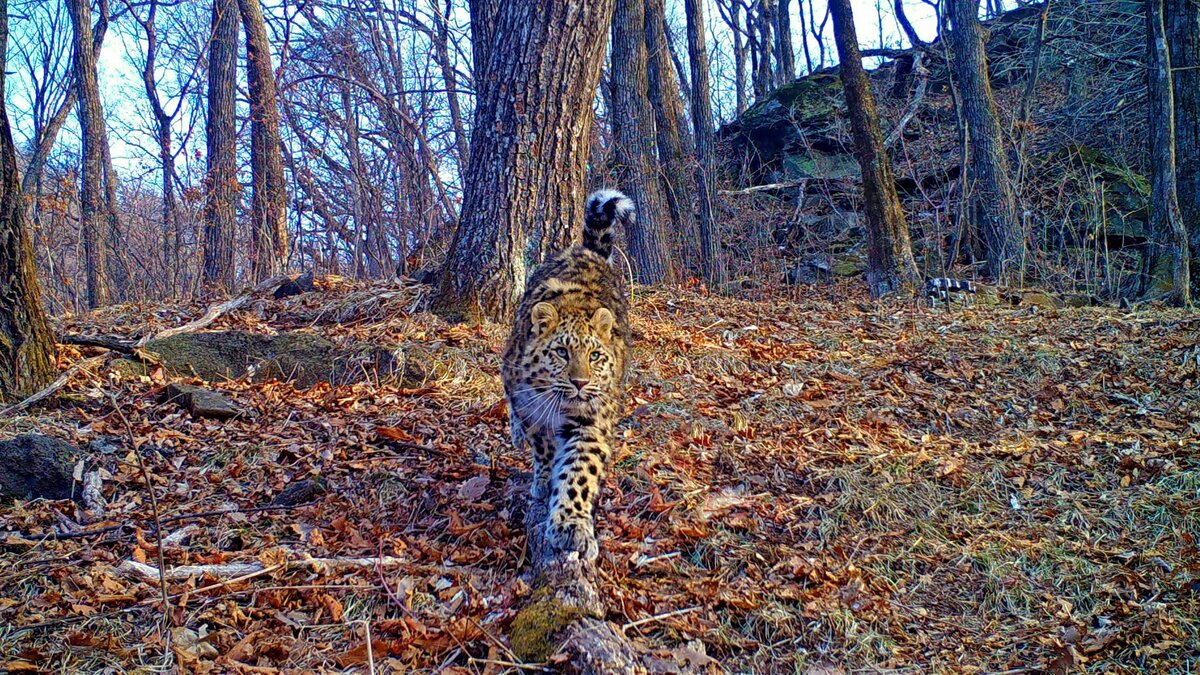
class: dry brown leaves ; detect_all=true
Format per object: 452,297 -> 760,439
1,279 -> 1197,673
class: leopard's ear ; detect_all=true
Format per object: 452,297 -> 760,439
531,302 -> 559,336
592,307 -> 614,340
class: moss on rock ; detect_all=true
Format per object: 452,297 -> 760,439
509,592 -> 587,663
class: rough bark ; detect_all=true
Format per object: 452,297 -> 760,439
239,0 -> 289,280
0,0 -> 56,401
776,0 -> 797,83
66,0 -> 110,308
830,0 -> 919,297
947,0 -> 1024,282
1147,0 -> 1191,304
433,0 -> 615,322
611,0 -> 674,284
685,0 -> 727,288
646,0 -> 698,255
1165,0 -> 1200,265
204,0 -> 239,291
752,0 -> 775,99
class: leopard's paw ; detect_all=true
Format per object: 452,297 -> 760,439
546,513 -> 598,561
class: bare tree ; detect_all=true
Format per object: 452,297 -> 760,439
434,0 -> 615,320
1,0 -> 56,400
239,0 -> 289,279
204,0 -> 238,290
715,0 -> 749,114
1166,0 -> 1199,263
830,0 -> 919,296
66,0 -> 110,307
611,0 -> 674,283
645,0 -> 697,254
947,0 -> 1024,281
776,0 -> 796,82
1147,0 -> 1191,304
684,0 -> 727,288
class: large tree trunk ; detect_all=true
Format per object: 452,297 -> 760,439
65,0 -> 109,308
204,0 -> 239,291
239,0 -> 289,280
0,0 -> 56,401
1147,0 -> 1191,304
947,0 -> 1024,282
611,0 -> 674,284
684,0 -> 727,288
830,0 -> 919,297
433,0 -> 615,321
646,0 -> 698,260
1166,0 -> 1200,272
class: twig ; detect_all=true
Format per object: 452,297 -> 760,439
620,605 -> 701,635
361,620 -> 377,675
0,354 -> 109,418
118,552 -> 412,583
885,51 -> 929,149
136,274 -> 289,347
466,658 -> 551,672
110,394 -> 173,633
719,179 -> 807,195
33,500 -> 322,541
58,333 -> 136,352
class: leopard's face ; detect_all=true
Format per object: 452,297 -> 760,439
520,303 -> 618,403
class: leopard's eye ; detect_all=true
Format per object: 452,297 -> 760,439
555,347 -> 569,359
590,350 -> 601,361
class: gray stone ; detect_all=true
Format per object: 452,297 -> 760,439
162,383 -> 241,420
0,434 -> 81,501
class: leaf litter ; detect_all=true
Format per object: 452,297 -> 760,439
1,278 -> 1197,673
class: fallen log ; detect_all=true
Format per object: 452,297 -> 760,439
136,274 -> 290,347
509,496 -> 699,673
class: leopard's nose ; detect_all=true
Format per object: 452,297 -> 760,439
571,378 -> 590,390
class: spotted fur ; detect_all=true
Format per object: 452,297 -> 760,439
502,190 -> 632,560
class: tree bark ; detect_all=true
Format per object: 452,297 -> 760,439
1165,0 -> 1200,268
646,0 -> 698,258
685,0 -> 728,288
1147,0 -> 1191,304
239,0 -> 289,281
611,0 -> 674,284
776,0 -> 797,83
752,0 -> 775,99
204,0 -> 239,291
0,0 -> 56,401
433,0 -> 615,322
830,0 -> 919,297
65,0 -> 110,308
947,0 -> 1024,282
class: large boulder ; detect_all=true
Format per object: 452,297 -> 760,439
0,434 -> 81,501
717,73 -> 851,184
114,330 -> 440,389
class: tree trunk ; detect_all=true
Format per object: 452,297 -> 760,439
752,1 -> 775,99
0,0 -> 56,401
1165,0 -> 1200,269
684,0 -> 727,289
830,0 -> 919,297
65,0 -> 109,308
433,0 -> 615,322
204,0 -> 239,291
646,0 -> 698,259
610,0 -> 674,284
1147,0 -> 1191,304
239,0 -> 289,280
776,0 -> 797,83
732,1 -> 748,113
947,0 -> 1024,282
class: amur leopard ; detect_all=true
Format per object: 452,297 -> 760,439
501,190 -> 633,560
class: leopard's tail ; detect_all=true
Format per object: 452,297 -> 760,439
583,189 -> 634,263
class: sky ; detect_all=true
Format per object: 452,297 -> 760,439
5,0 -> 941,177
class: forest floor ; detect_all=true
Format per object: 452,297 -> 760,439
1,278 -> 1197,674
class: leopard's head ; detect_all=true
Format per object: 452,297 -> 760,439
522,302 -> 618,401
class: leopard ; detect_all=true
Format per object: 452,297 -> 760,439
501,189 -> 633,561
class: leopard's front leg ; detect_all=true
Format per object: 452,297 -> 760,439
546,415 -> 611,561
